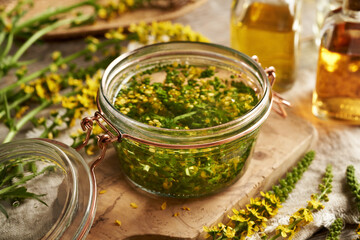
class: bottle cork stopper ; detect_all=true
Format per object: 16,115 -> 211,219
348,0 -> 360,11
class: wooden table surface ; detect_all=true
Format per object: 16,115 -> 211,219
1,0 -> 359,239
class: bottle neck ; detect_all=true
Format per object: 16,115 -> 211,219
343,0 -> 360,19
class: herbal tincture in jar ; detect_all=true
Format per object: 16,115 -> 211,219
112,62 -> 259,197
99,42 -> 272,198
230,0 -> 301,92
312,0 -> 360,123
114,64 -> 258,129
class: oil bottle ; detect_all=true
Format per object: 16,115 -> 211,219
230,0 -> 302,92
312,0 -> 360,123
315,0 -> 343,45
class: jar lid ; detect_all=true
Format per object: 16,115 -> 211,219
0,139 -> 96,240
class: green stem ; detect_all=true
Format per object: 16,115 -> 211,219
268,219 -> 302,240
0,93 -> 32,119
13,0 -> 97,34
0,32 -> 14,59
0,38 -> 118,95
2,90 -> 77,143
2,93 -> 12,129
11,14 -> 91,64
5,0 -> 31,18
0,165 -> 54,195
318,177 -> 331,200
173,111 -> 197,123
268,233 -> 281,240
2,100 -> 51,143
39,122 -> 57,139
0,68 -> 49,95
0,31 -> 6,47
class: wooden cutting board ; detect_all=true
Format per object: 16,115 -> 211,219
1,0 -> 208,39
87,109 -> 316,240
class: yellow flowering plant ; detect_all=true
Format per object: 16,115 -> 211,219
0,0 -> 209,153
204,157 -> 333,240
265,165 -> 333,240
204,151 -> 315,240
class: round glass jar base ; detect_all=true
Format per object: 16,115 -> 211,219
114,131 -> 258,198
122,168 -> 250,198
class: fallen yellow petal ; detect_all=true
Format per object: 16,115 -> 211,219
130,202 -> 138,209
99,190 -> 107,194
161,202 -> 167,210
182,207 -> 190,211
115,220 -> 122,226
173,212 -> 180,217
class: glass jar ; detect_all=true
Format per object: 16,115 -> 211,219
0,139 -> 96,240
230,0 -> 302,92
98,42 -> 273,198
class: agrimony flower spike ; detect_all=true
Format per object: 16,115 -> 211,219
346,165 -> 360,212
272,151 -> 315,202
325,218 -> 343,240
204,151 -> 315,240
271,165 -> 333,240
346,165 -> 360,240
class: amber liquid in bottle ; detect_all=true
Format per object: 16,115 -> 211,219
312,22 -> 360,123
231,2 -> 296,92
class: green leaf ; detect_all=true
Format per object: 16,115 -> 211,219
2,93 -> 14,129
0,203 -> 9,219
0,165 -> 7,185
1,187 -> 48,206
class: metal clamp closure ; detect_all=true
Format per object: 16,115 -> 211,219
74,110 -> 122,240
264,67 -> 291,118
76,111 -> 122,164
252,55 -> 291,118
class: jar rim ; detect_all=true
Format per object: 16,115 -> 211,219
99,42 -> 273,146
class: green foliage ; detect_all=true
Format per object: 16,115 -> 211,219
317,165 -> 333,202
114,64 -> 258,129
326,218 -> 344,240
346,165 -> 360,212
0,158 -> 56,218
346,165 -> 360,239
0,0 -> 209,145
272,150 -> 315,202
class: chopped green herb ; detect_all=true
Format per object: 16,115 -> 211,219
114,64 -> 258,129
113,63 -> 260,197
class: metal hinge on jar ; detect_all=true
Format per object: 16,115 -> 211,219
252,55 -> 291,118
76,101 -> 122,165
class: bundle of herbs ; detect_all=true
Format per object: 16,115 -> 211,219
0,0 -> 209,217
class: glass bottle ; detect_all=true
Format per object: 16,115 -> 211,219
230,0 -> 302,92
315,0 -> 343,45
312,0 -> 360,123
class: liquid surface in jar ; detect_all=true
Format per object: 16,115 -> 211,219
231,2 -> 295,92
313,22 -> 360,123
113,63 -> 259,129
